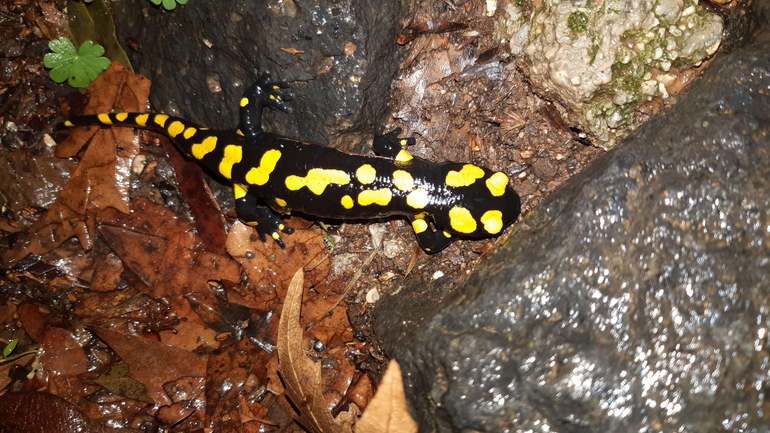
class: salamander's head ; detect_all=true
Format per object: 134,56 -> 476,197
434,165 -> 521,239
470,170 -> 521,238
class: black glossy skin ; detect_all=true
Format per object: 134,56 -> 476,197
65,75 -> 521,252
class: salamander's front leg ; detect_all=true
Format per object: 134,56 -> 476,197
233,184 -> 294,248
238,72 -> 294,139
373,128 -> 416,162
410,214 -> 454,253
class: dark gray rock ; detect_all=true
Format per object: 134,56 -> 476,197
376,2 -> 770,432
110,0 -> 403,149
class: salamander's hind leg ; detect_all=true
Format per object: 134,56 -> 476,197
373,128 -> 416,161
239,72 -> 294,139
234,184 -> 294,248
409,214 -> 454,253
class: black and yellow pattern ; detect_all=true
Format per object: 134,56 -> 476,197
64,75 -> 521,252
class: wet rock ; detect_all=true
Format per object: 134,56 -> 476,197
110,0 -> 403,149
376,3 -> 770,432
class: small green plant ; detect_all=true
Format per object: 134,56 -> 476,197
0,337 -> 38,365
82,0 -> 188,10
44,37 -> 111,88
2,338 -> 17,358
567,11 -> 589,32
150,0 -> 189,10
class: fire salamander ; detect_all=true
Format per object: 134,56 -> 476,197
64,75 -> 521,252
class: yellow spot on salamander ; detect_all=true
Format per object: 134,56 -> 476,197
240,97 -> 249,107
449,206 -> 477,234
406,189 -> 429,209
191,136 -> 218,160
236,129 -> 244,136
486,172 -> 509,197
481,210 -> 504,234
412,218 -> 428,234
272,232 -> 281,240
445,164 -> 485,188
167,121 -> 185,138
115,113 -> 128,122
341,195 -> 354,209
358,189 -> 392,206
245,149 -> 282,186
356,164 -> 376,184
395,149 -> 413,163
97,113 -> 113,125
183,127 -> 197,139
219,144 -> 243,179
135,114 -> 149,127
442,230 -> 451,238
275,197 -> 287,207
63,120 -> 74,127
233,183 -> 248,199
285,168 -> 351,195
153,114 -> 169,127
393,170 -> 414,191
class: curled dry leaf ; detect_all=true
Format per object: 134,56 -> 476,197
277,268 -> 355,433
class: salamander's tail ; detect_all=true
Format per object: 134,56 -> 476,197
63,113 -> 204,140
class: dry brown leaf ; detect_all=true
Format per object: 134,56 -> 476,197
278,268 -> 355,433
159,137 -> 229,256
203,337 -> 277,431
156,296 -> 219,351
226,220 -> 330,298
92,327 -> 207,406
3,62 -> 149,264
354,360 -> 418,433
0,392 -> 102,433
96,198 -> 241,298
228,223 -> 369,417
17,303 -> 88,378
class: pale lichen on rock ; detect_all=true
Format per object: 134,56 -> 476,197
495,0 -> 723,148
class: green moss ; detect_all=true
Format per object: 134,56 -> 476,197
611,61 -> 643,94
567,11 -> 589,32
588,43 -> 600,64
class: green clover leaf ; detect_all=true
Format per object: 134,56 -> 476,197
44,37 -> 111,88
150,0 -> 188,10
